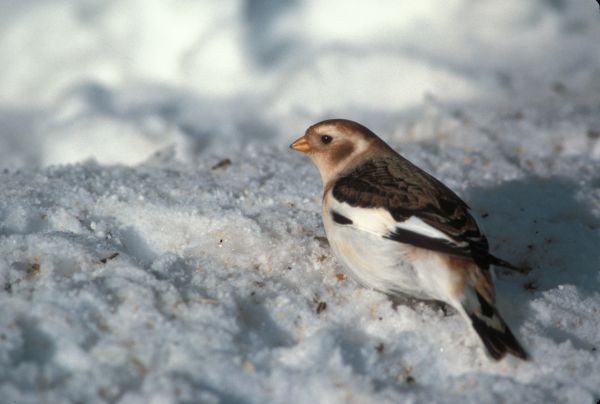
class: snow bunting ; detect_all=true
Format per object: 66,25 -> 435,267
290,119 -> 529,360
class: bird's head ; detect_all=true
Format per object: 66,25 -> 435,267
290,119 -> 393,185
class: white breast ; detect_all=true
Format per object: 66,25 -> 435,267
323,191 -> 429,298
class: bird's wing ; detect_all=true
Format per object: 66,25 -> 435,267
330,156 -> 498,269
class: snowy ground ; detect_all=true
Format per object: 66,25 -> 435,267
1,1 -> 600,403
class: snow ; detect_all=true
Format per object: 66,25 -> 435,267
1,0 -> 600,402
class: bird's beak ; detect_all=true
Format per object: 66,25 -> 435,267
290,135 -> 311,153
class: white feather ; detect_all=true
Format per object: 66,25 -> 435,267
330,198 -> 395,235
394,216 -> 454,242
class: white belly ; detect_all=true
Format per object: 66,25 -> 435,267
323,211 -> 432,299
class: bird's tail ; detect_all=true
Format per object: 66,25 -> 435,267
461,286 -> 529,361
488,253 -> 528,274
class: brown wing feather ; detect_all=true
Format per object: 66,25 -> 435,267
332,157 -> 498,269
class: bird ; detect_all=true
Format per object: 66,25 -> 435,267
290,118 -> 529,361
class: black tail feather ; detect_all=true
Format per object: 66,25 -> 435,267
488,254 -> 529,274
469,313 -> 530,360
467,292 -> 530,361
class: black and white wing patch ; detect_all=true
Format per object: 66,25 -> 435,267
329,197 -> 474,261
331,157 -> 517,271
385,216 -> 472,258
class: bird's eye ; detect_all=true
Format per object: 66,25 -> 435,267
321,135 -> 333,144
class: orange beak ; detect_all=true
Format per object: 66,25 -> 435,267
290,135 -> 311,153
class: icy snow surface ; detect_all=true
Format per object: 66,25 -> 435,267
1,1 -> 600,403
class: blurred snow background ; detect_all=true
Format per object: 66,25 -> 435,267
1,0 -> 599,403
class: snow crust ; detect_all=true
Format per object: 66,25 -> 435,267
1,1 -> 599,403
